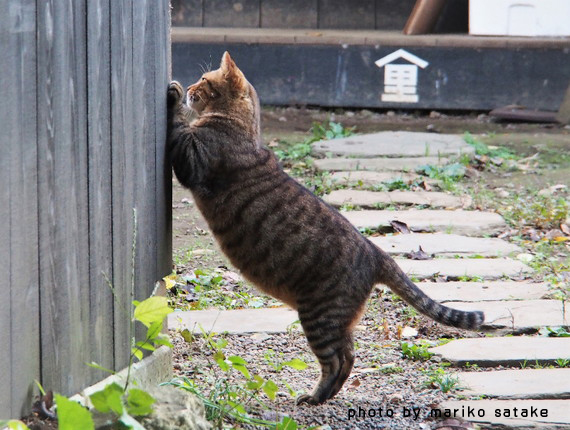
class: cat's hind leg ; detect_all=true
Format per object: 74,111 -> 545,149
296,308 -> 357,405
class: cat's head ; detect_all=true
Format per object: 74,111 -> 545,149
186,52 -> 259,121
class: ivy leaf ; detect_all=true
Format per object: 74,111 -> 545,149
180,328 -> 194,343
282,358 -> 308,370
126,388 -> 155,417
262,379 -> 279,400
133,296 -> 172,327
246,374 -> 264,390
146,320 -> 163,340
55,394 -> 95,430
276,416 -> 298,430
89,383 -> 124,415
214,351 -> 230,371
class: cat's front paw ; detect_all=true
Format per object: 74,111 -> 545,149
167,81 -> 184,107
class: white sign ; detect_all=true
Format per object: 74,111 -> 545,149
375,49 -> 429,103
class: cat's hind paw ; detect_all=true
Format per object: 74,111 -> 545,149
167,81 -> 184,106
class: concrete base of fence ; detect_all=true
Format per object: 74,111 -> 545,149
70,346 -> 173,407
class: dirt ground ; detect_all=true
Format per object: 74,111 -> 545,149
170,107 -> 569,429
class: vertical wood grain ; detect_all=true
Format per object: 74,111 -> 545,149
155,0 -> 173,279
0,0 -> 40,418
37,0 -> 90,395
87,0 -> 114,381
132,0 -> 158,302
110,0 -> 136,370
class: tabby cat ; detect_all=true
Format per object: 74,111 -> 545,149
167,52 -> 484,405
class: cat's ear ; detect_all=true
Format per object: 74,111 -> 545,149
220,51 -> 246,90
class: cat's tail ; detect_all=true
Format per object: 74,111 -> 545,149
374,248 -> 484,330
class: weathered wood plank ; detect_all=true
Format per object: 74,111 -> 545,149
5,0 -> 40,418
0,1 -> 15,416
261,0 -> 318,28
318,0 -> 375,29
87,0 -> 114,382
155,0 -> 173,278
133,0 -> 158,302
110,0 -> 136,370
37,0 -> 90,395
204,0 -> 261,27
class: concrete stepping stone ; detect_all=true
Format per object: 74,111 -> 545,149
314,156 -> 449,172
343,209 -> 507,236
168,308 -> 298,334
324,190 -> 472,209
396,258 -> 531,280
456,368 -> 570,399
416,281 -> 549,302
446,300 -> 569,332
329,171 -> 421,186
370,233 -> 521,256
438,399 -> 570,428
429,337 -> 570,367
312,131 -> 474,158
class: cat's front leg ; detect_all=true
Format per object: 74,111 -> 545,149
167,80 -> 184,108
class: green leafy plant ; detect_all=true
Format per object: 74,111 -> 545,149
545,327 -> 570,337
401,341 -> 433,361
500,193 -> 568,229
263,349 -> 308,373
424,368 -> 460,393
274,121 -> 355,164
463,132 -> 518,160
168,330 -> 307,429
555,358 -> 570,368
0,421 -> 31,430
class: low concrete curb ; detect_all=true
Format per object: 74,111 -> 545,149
71,346 -> 173,406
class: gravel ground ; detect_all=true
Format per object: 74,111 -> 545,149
169,285 -> 484,429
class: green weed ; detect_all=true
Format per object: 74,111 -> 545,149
500,193 -> 568,229
424,368 -> 460,393
401,341 -> 433,361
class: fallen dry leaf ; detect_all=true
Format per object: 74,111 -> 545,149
390,220 -> 411,234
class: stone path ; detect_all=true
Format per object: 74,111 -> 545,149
417,281 -> 549,302
314,131 -> 570,428
429,337 -> 570,367
312,131 -> 474,157
396,258 -> 531,280
172,132 -> 569,429
324,189 -> 472,209
314,156 -> 449,172
343,209 -> 507,236
329,171 -> 421,186
456,369 -> 570,399
438,399 -> 570,429
168,308 -> 298,334
370,233 -> 521,256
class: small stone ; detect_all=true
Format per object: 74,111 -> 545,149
390,393 -> 404,404
345,111 -> 355,117
516,253 -> 533,263
278,116 -> 287,122
387,110 -> 396,117
429,110 -> 441,119
494,188 -> 509,198
401,326 -> 418,338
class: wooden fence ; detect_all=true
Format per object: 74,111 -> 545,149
0,0 -> 171,418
